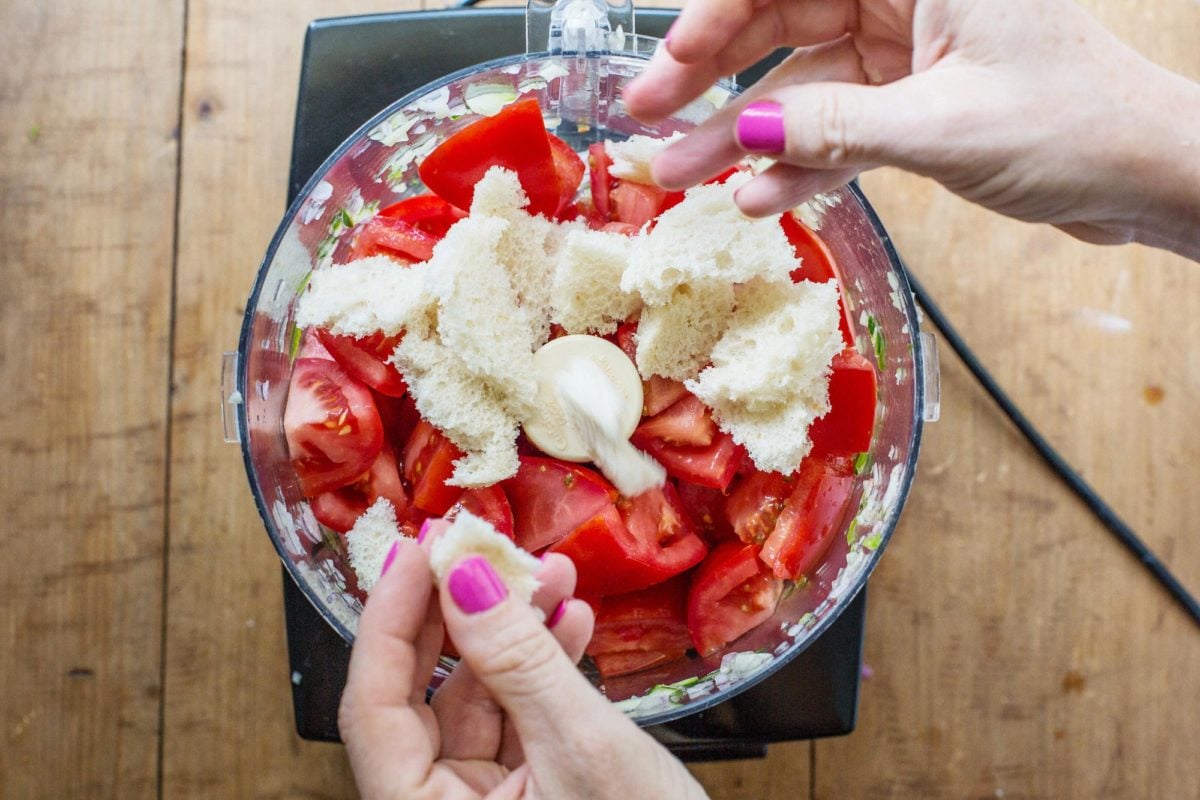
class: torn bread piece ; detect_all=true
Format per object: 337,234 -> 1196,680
346,498 -> 404,594
605,132 -> 684,184
428,511 -> 542,604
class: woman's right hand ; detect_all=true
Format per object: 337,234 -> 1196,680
624,0 -> 1200,260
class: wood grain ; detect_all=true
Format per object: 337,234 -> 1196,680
0,1 -> 182,798
812,0 -> 1200,796
160,1 -> 414,797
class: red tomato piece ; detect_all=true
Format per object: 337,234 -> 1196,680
284,358 -> 383,497
687,541 -> 783,656
501,456 -> 618,553
613,320 -> 638,363
601,221 -> 641,237
372,390 -> 420,455
809,349 -> 878,455
587,576 -> 691,678
725,470 -> 795,545
316,329 -> 407,398
401,419 -> 465,516
634,394 -> 715,447
611,181 -> 666,229
446,485 -> 516,538
779,212 -> 854,345
298,328 -> 334,361
675,481 -> 735,544
351,216 -> 440,262
552,486 -> 708,596
547,133 -> 586,218
310,442 -> 411,533
642,375 -> 689,417
587,142 -> 614,220
379,193 -> 466,237
759,456 -> 855,579
632,429 -> 741,492
310,489 -> 367,533
419,98 -> 561,217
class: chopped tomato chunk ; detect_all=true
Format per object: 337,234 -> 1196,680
759,455 -> 855,579
316,329 -> 407,398
419,98 -> 561,217
351,216 -> 440,262
809,349 -> 878,455
379,193 -> 466,237
401,419 -> 464,516
687,541 -> 783,656
587,576 -> 691,678
501,457 -> 617,553
284,358 -> 383,497
634,393 -> 715,447
446,485 -> 515,538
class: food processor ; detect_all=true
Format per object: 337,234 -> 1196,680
221,0 -> 940,755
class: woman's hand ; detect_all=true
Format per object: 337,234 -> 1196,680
624,0 -> 1200,260
338,527 -> 709,800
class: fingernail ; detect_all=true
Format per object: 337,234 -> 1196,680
417,518 -> 433,543
379,540 -> 400,578
737,101 -> 785,154
547,599 -> 568,628
448,556 -> 508,614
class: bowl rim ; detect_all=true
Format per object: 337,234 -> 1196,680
237,49 -> 926,727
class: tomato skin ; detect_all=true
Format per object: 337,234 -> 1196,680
501,456 -> 618,553
373,390 -> 420,455
587,576 -> 691,678
447,485 -> 515,538
284,358 -> 383,497
351,216 -> 440,262
632,429 -> 741,492
309,442 -> 411,532
641,375 -> 688,417
419,98 -> 561,217
675,481 -> 735,545
552,487 -> 708,596
611,181 -> 665,229
634,393 -> 715,447
547,133 -> 586,217
687,541 -> 783,656
587,142 -> 614,220
401,419 -> 465,516
779,211 -> 854,345
298,328 -> 334,361
379,193 -> 466,237
316,329 -> 407,398
759,456 -> 855,579
809,349 -> 878,455
725,470 -> 794,545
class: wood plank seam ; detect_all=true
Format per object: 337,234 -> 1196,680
157,3 -> 192,800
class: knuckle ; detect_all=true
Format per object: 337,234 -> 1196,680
808,92 -> 857,166
470,614 -> 563,698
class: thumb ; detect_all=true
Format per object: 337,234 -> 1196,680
437,554 -> 611,745
735,74 -> 958,174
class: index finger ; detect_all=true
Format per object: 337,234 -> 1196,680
625,0 -> 856,121
340,538 -> 442,793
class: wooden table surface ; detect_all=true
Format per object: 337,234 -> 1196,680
2,0 -> 1198,797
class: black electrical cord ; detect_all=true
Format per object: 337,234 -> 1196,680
905,265 -> 1200,629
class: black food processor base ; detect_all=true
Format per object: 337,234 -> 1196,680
283,9 -> 866,761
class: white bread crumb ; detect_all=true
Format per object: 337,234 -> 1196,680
621,173 -> 795,305
687,279 -> 845,472
428,511 -> 541,604
551,228 -> 641,335
605,133 -> 684,184
345,498 -> 403,594
295,256 -> 431,336
635,283 -> 736,380
471,167 -> 581,346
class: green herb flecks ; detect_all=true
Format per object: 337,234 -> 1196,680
28,124 -> 42,144
329,208 -> 355,236
853,451 -> 871,475
845,517 -> 859,546
865,313 -> 887,366
288,324 -> 303,362
863,532 -> 884,552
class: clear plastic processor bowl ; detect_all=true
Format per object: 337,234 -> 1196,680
222,0 -> 940,728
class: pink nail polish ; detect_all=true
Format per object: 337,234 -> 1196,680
737,101 -> 785,154
448,556 -> 508,614
380,540 -> 400,578
417,518 -> 433,543
547,599 -> 568,628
